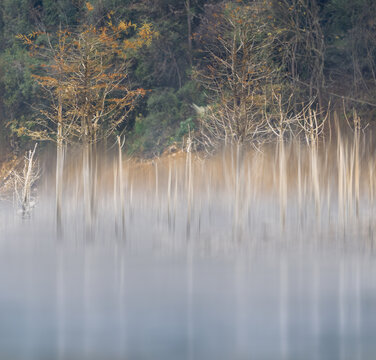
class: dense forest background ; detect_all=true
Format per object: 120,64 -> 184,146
0,0 -> 375,157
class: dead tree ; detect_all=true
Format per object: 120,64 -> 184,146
195,2 -> 278,149
12,144 -> 40,217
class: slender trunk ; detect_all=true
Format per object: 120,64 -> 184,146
186,134 -> 193,239
83,141 -> 93,236
167,160 -> 172,229
279,138 -> 287,230
22,144 -> 37,217
354,111 -> 360,218
117,136 -> 125,237
56,92 -> 64,237
233,142 -> 242,239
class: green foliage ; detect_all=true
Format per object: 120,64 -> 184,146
127,81 -> 201,155
324,0 -> 376,69
40,0 -> 85,28
127,88 -> 181,155
1,48 -> 35,107
0,46 -> 38,140
177,117 -> 194,139
0,0 -> 32,49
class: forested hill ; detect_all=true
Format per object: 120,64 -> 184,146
0,0 -> 375,157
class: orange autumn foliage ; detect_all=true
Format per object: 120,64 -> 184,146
17,18 -> 157,145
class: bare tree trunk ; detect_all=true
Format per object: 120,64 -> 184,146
56,92 -> 64,237
83,142 -> 92,237
233,142 -> 243,239
22,145 -> 37,216
56,141 -> 64,237
167,160 -> 172,229
185,132 -> 193,239
279,138 -> 287,230
12,144 -> 39,218
117,136 -> 125,238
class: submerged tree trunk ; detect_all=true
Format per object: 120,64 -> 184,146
56,140 -> 64,237
82,142 -> 92,236
22,144 -> 38,217
56,92 -> 64,237
82,118 -> 99,239
117,136 -> 125,238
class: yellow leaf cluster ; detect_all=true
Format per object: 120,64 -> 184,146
86,2 -> 94,11
138,23 -> 158,46
118,20 -> 136,32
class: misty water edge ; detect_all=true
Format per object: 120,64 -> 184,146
1,136 -> 376,360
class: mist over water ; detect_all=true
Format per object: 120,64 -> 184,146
1,138 -> 376,359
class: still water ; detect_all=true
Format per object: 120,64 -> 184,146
1,146 -> 376,359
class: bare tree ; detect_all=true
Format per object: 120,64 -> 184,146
12,144 -> 40,217
194,1 -> 278,149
